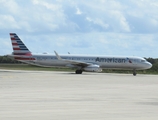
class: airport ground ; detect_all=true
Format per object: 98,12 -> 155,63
0,69 -> 158,120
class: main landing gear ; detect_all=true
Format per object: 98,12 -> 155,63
75,70 -> 83,74
133,70 -> 137,76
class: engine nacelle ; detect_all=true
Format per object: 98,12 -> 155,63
83,65 -> 102,72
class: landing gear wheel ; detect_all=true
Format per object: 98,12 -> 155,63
133,70 -> 137,76
75,70 -> 83,74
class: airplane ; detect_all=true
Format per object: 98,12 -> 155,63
7,33 -> 152,76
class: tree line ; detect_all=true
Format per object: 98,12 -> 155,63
0,56 -> 21,64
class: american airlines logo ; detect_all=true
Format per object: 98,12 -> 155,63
126,58 -> 132,63
95,57 -> 132,63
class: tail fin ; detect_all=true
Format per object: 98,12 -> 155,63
10,33 -> 32,56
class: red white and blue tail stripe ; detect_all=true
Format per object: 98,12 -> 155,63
10,33 -> 32,56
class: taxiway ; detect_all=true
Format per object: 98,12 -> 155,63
0,70 -> 158,120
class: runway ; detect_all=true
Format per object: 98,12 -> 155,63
0,70 -> 158,120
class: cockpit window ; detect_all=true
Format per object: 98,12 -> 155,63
141,60 -> 146,62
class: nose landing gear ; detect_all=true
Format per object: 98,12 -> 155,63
133,69 -> 137,76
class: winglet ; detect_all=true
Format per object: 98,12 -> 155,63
54,51 -> 62,60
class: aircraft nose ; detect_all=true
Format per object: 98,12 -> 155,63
146,62 -> 152,69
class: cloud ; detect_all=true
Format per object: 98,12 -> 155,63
1,0 -> 158,33
0,0 -> 19,14
76,7 -> 82,15
0,0 -> 158,58
0,15 -> 20,29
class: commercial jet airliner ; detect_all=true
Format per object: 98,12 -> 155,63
7,33 -> 152,76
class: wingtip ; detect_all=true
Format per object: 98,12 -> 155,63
54,51 -> 62,60
54,51 -> 57,54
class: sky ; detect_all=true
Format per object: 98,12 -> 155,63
0,0 -> 158,58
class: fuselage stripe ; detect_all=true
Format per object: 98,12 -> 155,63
15,57 -> 35,60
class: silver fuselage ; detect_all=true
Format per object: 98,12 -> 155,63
16,54 -> 152,70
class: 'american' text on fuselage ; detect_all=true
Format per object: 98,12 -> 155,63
96,57 -> 126,63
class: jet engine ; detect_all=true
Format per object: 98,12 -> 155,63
83,65 -> 102,72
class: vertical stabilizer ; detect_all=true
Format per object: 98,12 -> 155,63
10,33 -> 32,56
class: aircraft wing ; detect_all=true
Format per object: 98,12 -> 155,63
54,51 -> 92,67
